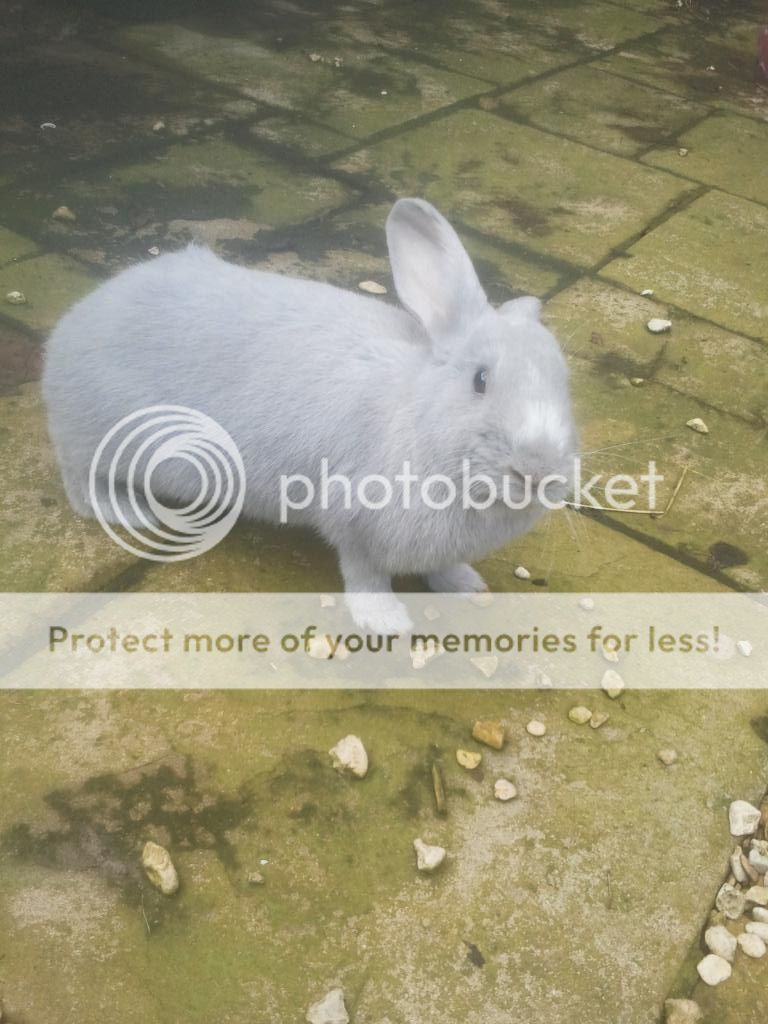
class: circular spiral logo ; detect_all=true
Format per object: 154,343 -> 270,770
88,405 -> 246,561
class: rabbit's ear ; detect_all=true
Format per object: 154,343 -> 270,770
386,198 -> 488,340
498,296 -> 542,323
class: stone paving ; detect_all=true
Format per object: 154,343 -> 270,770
1,1 -> 767,1022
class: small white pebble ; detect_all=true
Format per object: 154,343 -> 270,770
578,596 -> 595,610
5,290 -> 26,305
737,932 -> 767,958
736,640 -> 752,657
589,710 -> 609,729
696,953 -> 731,985
678,147 -> 689,157
647,318 -> 672,333
413,838 -> 446,872
380,90 -> 388,96
51,205 -> 76,222
629,377 -> 645,386
657,748 -> 678,766
601,643 -> 620,664
40,121 -> 57,129
706,65 -> 716,71
526,719 -> 546,737
746,922 -> 768,941
358,280 -> 387,294
686,417 -> 709,434
514,565 -> 531,580
494,778 -> 518,801
641,288 -> 654,297
471,655 -> 498,679
319,593 -> 336,608
147,246 -> 161,257
423,604 -> 440,621
152,120 -> 166,131
601,669 -> 625,700
753,907 -> 768,923
308,52 -> 322,62
568,705 -> 592,725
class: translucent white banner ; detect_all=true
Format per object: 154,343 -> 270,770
0,592 -> 764,689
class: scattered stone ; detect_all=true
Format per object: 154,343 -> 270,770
40,121 -> 56,129
678,147 -> 689,157
306,988 -> 349,1024
320,593 -> 336,608
657,748 -> 678,766
647,318 -> 672,333
629,377 -> 645,386
686,417 -> 709,435
568,705 -> 592,725
152,120 -> 165,132
746,921 -> 768,941
716,882 -> 747,920
142,841 -> 179,895
704,924 -> 737,962
526,719 -> 546,737
514,565 -> 531,580
147,246 -> 161,257
471,719 -> 505,749
413,837 -> 446,872
589,710 -> 609,729
664,999 -> 703,1024
5,290 -> 26,304
247,870 -> 265,885
741,852 -> 760,883
729,800 -> 761,837
696,953 -> 731,986
736,639 -> 753,657
358,280 -> 387,295
601,669 -> 625,700
578,596 -> 595,610
456,749 -> 482,770
753,907 -> 768,923
745,885 -> 768,906
308,635 -> 334,659
431,761 -> 447,816
748,839 -> 768,874
730,847 -> 748,884
706,65 -> 716,71
737,932 -> 767,958
52,205 -> 76,222
471,655 -> 499,679
601,642 -> 620,664
468,590 -> 494,607
411,638 -> 441,669
329,735 -> 368,778
641,288 -> 654,297
308,53 -> 322,62
423,604 -> 440,621
494,779 -> 517,801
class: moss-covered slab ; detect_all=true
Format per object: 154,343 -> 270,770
0,37 -> 257,187
592,22 -> 768,123
249,116 -> 355,158
0,254 -> 97,334
643,113 -> 768,205
497,66 -> 707,157
334,111 -> 696,268
601,191 -> 768,342
564,357 -> 768,590
2,682 -> 767,1024
0,226 -> 39,266
118,24 -> 489,139
0,385 -> 139,591
545,278 -> 768,425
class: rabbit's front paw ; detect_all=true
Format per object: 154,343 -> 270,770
427,563 -> 487,594
345,593 -> 413,636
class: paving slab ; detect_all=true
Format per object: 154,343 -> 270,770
0,684 -> 766,1024
118,23 -> 490,139
544,277 -> 768,424
600,190 -> 768,342
333,110 -> 696,268
497,64 -> 707,157
0,226 -> 39,266
643,113 -> 768,206
0,254 -> 97,334
0,385 -> 138,592
0,36 -> 258,186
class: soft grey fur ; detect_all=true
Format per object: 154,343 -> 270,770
43,198 -> 576,632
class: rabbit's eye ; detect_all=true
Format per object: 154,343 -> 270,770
473,367 -> 488,395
